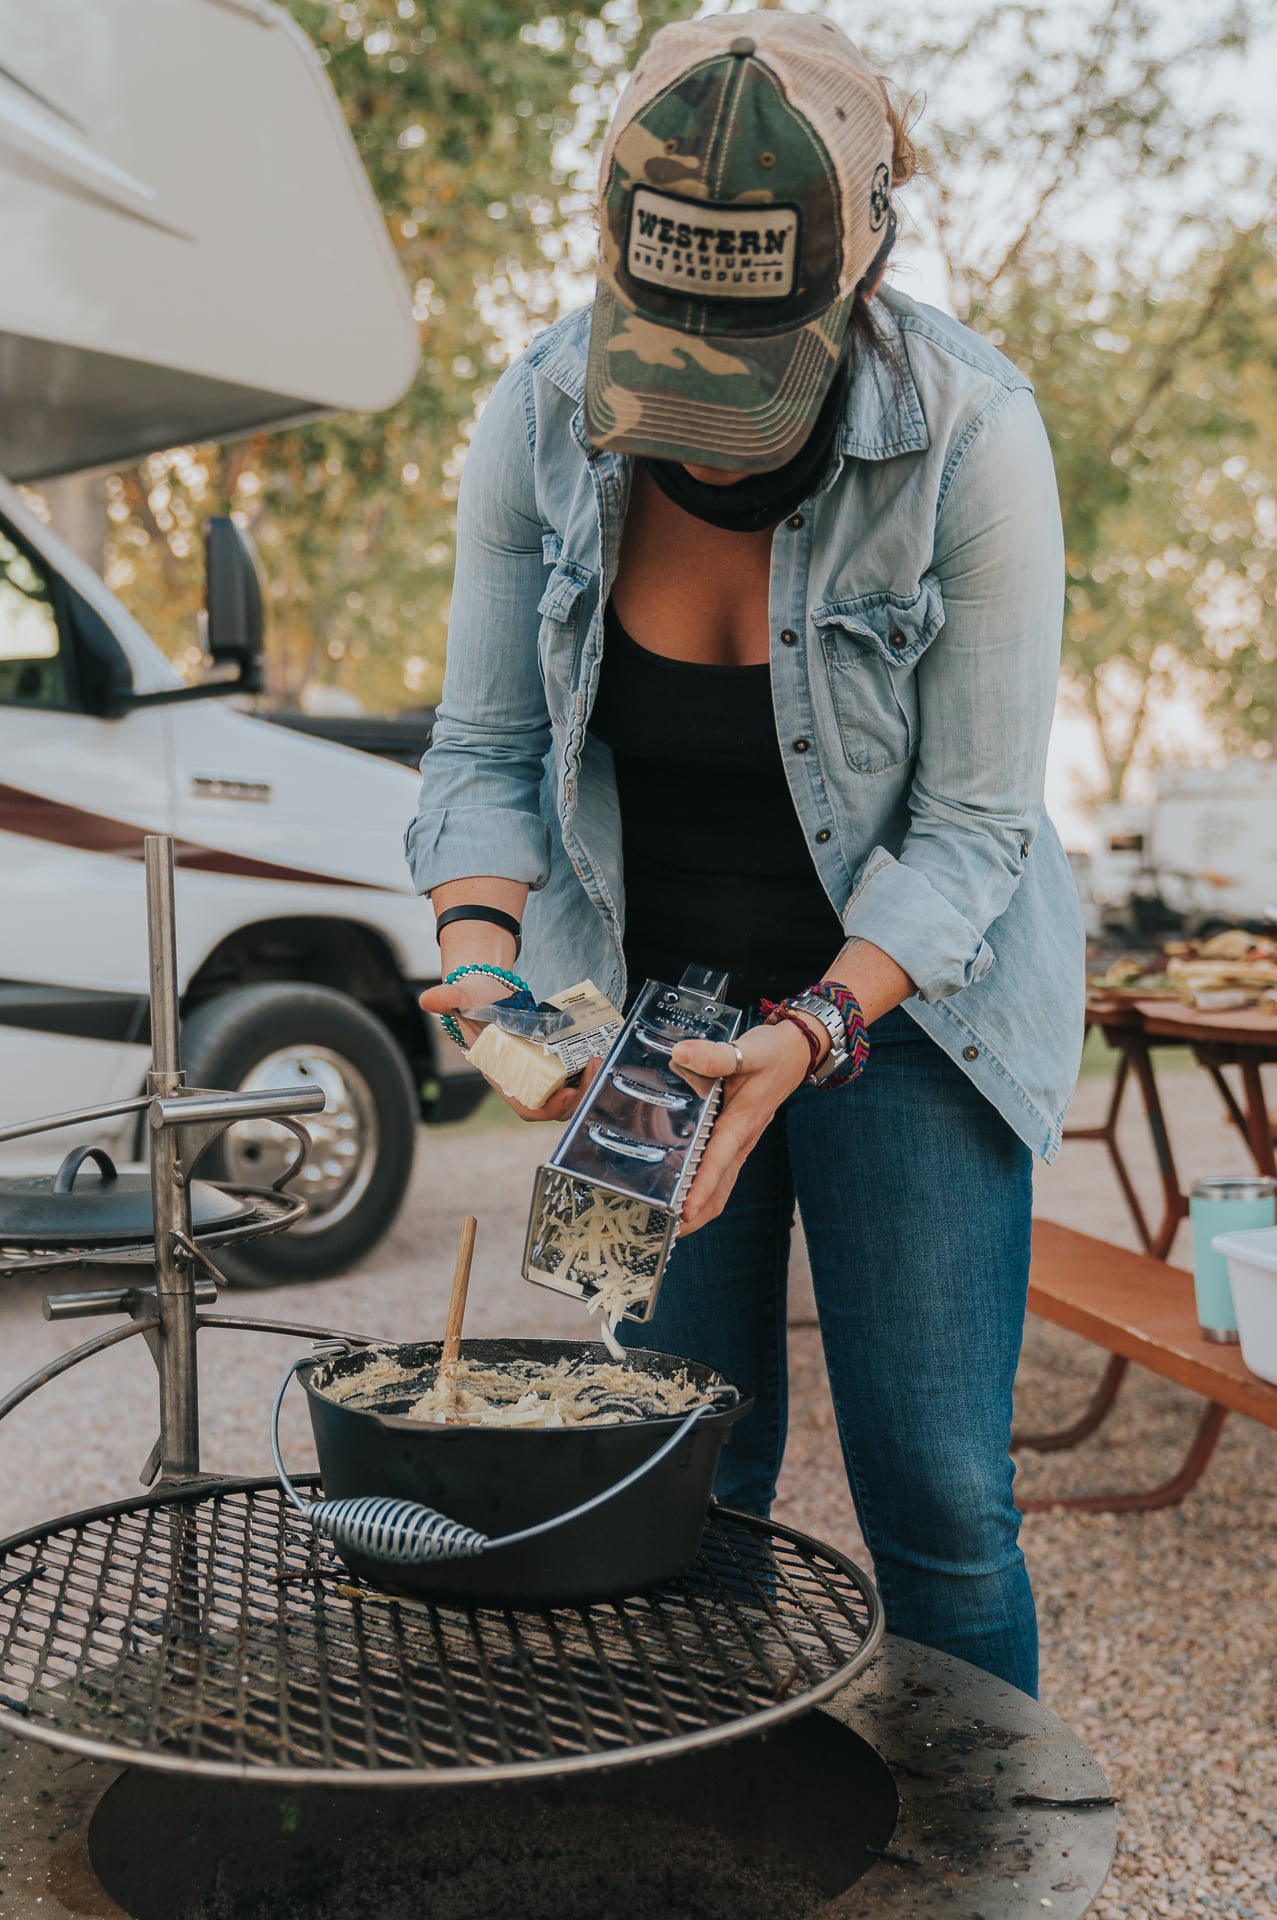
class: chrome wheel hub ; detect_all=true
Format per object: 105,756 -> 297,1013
222,1047 -> 379,1234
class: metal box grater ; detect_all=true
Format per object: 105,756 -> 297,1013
521,965 -> 742,1324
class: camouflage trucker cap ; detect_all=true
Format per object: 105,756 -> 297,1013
585,11 -> 895,473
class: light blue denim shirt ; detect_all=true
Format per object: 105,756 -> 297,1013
406,287 -> 1085,1159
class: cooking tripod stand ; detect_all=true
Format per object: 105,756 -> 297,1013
0,834 -> 377,1482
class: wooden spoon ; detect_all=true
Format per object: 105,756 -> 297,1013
440,1214 -> 477,1419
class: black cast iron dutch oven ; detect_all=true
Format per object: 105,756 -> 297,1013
299,1337 -> 751,1607
0,1145 -> 253,1245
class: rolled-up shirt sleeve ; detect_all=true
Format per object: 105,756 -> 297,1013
843,385 -> 1064,1002
404,359 -> 553,895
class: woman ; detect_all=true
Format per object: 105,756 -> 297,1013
411,10 -> 1084,1698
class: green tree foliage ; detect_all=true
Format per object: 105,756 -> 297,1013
105,0 -> 685,709
881,0 -> 1275,798
994,220 -> 1277,799
104,0 -> 1275,803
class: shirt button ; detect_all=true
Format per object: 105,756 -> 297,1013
888,628 -> 908,648
787,513 -> 804,529
793,738 -> 810,753
780,628 -> 798,646
815,828 -> 831,844
962,1045 -> 979,1061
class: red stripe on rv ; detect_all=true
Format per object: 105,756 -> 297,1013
0,782 -> 384,890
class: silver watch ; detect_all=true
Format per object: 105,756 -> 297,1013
785,992 -> 849,1084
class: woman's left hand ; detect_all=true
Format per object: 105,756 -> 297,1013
668,1020 -> 815,1233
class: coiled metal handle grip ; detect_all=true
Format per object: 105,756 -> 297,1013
303,1493 -> 487,1565
271,1353 -> 710,1569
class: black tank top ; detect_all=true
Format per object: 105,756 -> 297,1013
588,601 -> 845,1010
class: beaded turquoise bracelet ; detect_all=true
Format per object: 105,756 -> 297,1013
438,962 -> 532,1051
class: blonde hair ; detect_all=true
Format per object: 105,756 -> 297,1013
881,80 -> 923,190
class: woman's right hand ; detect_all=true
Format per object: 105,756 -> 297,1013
418,976 -> 600,1124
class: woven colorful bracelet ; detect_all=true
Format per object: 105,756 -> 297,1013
759,999 -> 823,1082
809,980 -> 870,1087
438,962 -> 532,1051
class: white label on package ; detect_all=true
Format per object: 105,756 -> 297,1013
544,980 -> 622,1074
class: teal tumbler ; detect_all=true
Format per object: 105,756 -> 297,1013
1189,1177 -> 1277,1342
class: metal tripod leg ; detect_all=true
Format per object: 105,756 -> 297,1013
144,837 -> 200,1483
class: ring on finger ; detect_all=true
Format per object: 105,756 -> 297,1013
728,1043 -> 744,1075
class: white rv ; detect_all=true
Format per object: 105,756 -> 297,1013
0,0 -> 482,1282
1090,761 -> 1277,943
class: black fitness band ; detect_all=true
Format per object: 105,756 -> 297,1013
434,904 -> 522,959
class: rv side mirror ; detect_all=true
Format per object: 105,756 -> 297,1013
205,517 -> 265,695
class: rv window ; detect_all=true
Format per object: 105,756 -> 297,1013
0,527 -> 69,709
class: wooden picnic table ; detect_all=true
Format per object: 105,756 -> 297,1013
1069,994 -> 1277,1259
1019,1221 -> 1277,1512
1036,1007 -> 1277,1509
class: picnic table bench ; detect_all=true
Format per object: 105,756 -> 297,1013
1018,1219 -> 1277,1513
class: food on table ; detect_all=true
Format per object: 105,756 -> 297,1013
1169,929 -> 1260,962
1090,955 -> 1172,993
1094,932 -> 1277,1009
1165,931 -> 1277,1006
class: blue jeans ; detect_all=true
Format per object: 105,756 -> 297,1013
619,1007 -> 1037,1697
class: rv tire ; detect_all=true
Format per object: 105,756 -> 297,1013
179,982 -> 417,1286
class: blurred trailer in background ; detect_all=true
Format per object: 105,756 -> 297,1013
1090,761 -> 1277,946
0,0 -> 484,1284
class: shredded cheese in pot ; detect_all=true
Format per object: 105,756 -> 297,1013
318,1352 -> 419,1402
318,1353 -> 707,1428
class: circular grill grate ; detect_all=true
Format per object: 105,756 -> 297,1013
0,1480 -> 880,1785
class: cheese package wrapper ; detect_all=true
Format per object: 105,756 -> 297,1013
541,980 -> 623,1073
468,981 -> 622,1110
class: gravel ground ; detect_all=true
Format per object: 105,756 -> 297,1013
2,1050 -> 1275,1917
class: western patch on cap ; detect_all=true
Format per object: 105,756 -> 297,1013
626,188 -> 802,301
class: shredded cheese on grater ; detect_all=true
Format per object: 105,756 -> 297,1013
526,1184 -> 672,1351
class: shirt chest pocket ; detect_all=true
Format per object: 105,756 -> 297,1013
536,556 -> 594,725
810,575 -> 945,774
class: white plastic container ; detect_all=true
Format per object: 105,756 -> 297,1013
1212,1228 -> 1277,1385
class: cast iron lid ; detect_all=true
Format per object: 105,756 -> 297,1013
0,1145 -> 254,1245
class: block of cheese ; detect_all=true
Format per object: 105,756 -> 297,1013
469,1023 -> 568,1110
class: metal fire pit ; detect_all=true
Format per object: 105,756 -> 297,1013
3,1637 -> 1117,1920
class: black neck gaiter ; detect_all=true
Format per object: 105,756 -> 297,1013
641,359 -> 849,534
